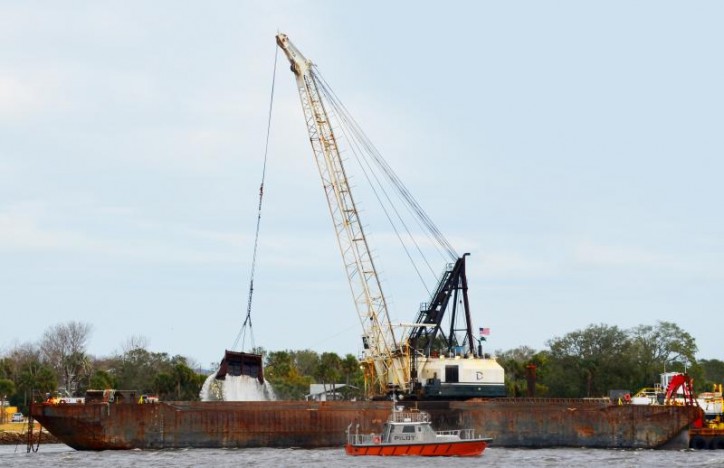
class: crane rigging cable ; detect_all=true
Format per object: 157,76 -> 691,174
231,43 -> 280,352
313,68 -> 458,260
312,67 -> 458,286
313,73 -> 440,280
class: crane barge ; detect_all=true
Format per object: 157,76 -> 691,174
29,33 -> 702,451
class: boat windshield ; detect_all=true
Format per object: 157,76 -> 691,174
389,409 -> 430,423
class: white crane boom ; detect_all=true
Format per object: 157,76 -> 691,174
276,33 -> 408,395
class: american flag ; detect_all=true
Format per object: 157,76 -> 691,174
479,327 -> 490,336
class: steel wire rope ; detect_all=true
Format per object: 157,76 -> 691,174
317,74 -> 448,264
316,86 -> 471,358
319,80 -> 437,280
313,73 -> 430,261
314,70 -> 457,262
314,70 -> 454,294
313,74 -> 434,295
325,101 -> 446,304
343,112 -> 456,261
231,44 -> 279,352
339,117 -> 434,295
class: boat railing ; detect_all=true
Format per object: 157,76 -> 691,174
633,387 -> 660,398
346,427 -> 380,446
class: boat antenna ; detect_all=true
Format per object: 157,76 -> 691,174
231,41 -> 279,352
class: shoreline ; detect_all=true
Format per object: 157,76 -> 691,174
0,429 -> 60,445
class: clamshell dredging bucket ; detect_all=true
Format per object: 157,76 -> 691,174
215,350 -> 264,383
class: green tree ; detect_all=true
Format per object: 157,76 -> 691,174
0,378 -> 15,423
265,351 -> 294,381
0,344 -> 41,407
545,324 -> 635,397
497,346 -> 548,396
316,352 -> 342,397
699,359 -> 724,391
153,361 -> 204,400
264,351 -> 312,400
113,347 -> 172,393
17,360 -> 57,407
89,369 -> 116,389
0,358 -> 12,380
294,350 -> 320,377
0,378 -> 15,398
340,354 -> 363,400
628,321 -> 698,389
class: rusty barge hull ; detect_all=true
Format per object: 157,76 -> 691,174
31,399 -> 700,450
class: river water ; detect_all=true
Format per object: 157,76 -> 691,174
1,444 -> 722,467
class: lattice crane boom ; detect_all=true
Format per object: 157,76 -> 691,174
276,34 -> 407,395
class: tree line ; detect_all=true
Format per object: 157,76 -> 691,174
498,321 -> 724,397
1,320 -> 723,415
0,323 -> 207,414
261,349 -> 364,400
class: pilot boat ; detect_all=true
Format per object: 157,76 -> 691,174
344,405 -> 492,457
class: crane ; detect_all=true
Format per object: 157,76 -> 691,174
275,33 -> 408,396
276,33 -> 505,400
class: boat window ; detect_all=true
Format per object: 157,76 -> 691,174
402,426 -> 415,433
445,365 -> 459,383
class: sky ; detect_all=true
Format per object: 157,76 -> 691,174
1,1 -> 722,369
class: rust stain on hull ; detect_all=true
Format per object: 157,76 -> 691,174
31,399 -> 701,451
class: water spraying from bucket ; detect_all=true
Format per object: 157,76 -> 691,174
200,350 -> 276,401
200,373 -> 276,401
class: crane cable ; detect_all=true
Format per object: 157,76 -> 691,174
312,68 -> 457,295
314,69 -> 458,261
313,74 -> 434,294
232,44 -> 279,352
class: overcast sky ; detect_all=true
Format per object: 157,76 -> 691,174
1,1 -> 722,369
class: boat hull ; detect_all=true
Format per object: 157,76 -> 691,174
31,398 -> 701,450
344,440 -> 487,456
